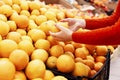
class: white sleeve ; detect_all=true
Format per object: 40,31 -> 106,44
109,45 -> 120,80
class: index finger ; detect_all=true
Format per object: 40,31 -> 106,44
60,18 -> 72,22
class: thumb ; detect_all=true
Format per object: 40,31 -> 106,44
49,31 -> 57,37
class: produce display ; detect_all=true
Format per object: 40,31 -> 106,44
0,0 -> 117,80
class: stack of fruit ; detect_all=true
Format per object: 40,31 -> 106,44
0,0 -> 116,80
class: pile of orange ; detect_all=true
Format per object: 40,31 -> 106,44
0,0 -> 115,80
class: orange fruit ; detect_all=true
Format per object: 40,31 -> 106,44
64,51 -> 74,59
31,49 -> 49,62
57,11 -> 65,20
75,47 -> 89,59
85,44 -> 96,55
25,59 -> 46,79
18,40 -> 35,56
47,8 -> 58,14
56,54 -> 75,73
15,15 -> 29,29
0,4 -> 13,17
74,57 -> 84,63
0,39 -> 18,58
89,70 -> 97,78
95,56 -> 106,63
43,70 -> 55,80
65,10 -> 74,18
13,79 -> 23,80
10,11 -> 19,21
35,15 -> 47,25
83,60 -> 95,69
86,55 -> 95,62
95,46 -> 108,56
49,45 -> 64,57
21,35 -> 33,43
57,41 -> 65,47
72,62 -> 90,77
20,10 -> 31,17
9,49 -> 29,70
39,7 -> 47,15
29,1 -> 41,11
14,71 -> 27,80
0,20 -> 10,36
51,76 -> 68,80
0,58 -> 15,80
44,11 -> 57,21
31,9 -> 40,16
64,44 -> 75,53
27,20 -> 38,30
38,21 -> 51,35
3,0 -> 12,6
39,20 -> 58,35
28,29 -> 46,42
0,35 -> 2,41
34,39 -> 50,51
0,14 -> 7,21
107,45 -> 115,53
71,41 -> 84,48
47,20 -> 59,33
31,78 -> 43,80
0,1 -> 5,6
12,0 -> 20,5
46,56 -> 57,69
20,1 -> 29,10
12,4 -> 21,13
6,31 -> 22,43
16,29 -> 27,36
7,20 -> 17,31
29,15 -> 37,21
94,62 -> 103,71
47,36 -> 58,46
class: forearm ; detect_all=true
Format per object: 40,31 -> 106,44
85,0 -> 120,29
85,13 -> 119,29
72,18 -> 120,45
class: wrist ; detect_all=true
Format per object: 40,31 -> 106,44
80,19 -> 86,28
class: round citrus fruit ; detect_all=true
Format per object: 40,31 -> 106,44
28,29 -> 46,42
0,58 -> 16,80
14,71 -> 27,80
0,20 -> 10,36
9,49 -> 29,70
7,20 -> 17,31
31,49 -> 49,62
25,59 -> 46,79
18,40 -> 35,56
51,76 -> 68,80
0,39 -> 18,58
49,45 -> 64,57
46,56 -> 57,69
43,70 -> 55,80
56,54 -> 75,73
6,31 -> 22,43
15,15 -> 29,29
34,39 -> 50,51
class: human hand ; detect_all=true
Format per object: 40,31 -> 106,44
60,18 -> 86,32
49,24 -> 73,42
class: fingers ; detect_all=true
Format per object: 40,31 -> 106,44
60,18 -> 72,22
49,31 -> 58,37
49,31 -> 62,37
49,31 -> 64,41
